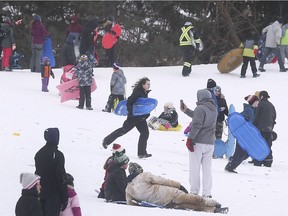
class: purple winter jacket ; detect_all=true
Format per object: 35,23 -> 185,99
30,21 -> 50,44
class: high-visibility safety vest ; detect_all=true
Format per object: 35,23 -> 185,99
179,26 -> 193,46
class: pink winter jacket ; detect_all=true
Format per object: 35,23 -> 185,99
60,187 -> 82,216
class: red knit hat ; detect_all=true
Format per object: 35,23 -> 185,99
244,95 -> 258,105
112,143 -> 125,154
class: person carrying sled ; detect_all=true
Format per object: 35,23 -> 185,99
104,153 -> 129,202
148,102 -> 179,130
41,57 -> 55,92
102,77 -> 152,159
102,63 -> 127,113
126,162 -> 228,213
179,21 -> 203,76
225,94 -> 259,173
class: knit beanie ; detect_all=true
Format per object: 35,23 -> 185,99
164,102 -> 174,109
114,154 -> 129,166
207,78 -> 216,89
244,95 -> 258,105
33,15 -> 41,21
20,173 -> 40,189
112,63 -> 120,70
112,143 -> 125,155
128,162 -> 143,175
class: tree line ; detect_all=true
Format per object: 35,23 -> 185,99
1,1 -> 288,68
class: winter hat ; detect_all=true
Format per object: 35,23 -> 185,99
207,78 -> 216,89
112,63 -> 120,70
80,54 -> 88,61
2,16 -> 11,24
254,91 -> 260,99
107,15 -> 115,23
164,102 -> 174,109
128,162 -> 143,175
33,15 -> 41,21
65,173 -> 74,186
259,91 -> 270,99
20,173 -> 40,189
244,95 -> 258,105
112,143 -> 125,155
44,128 -> 60,145
184,21 -> 192,26
214,86 -> 221,94
114,153 -> 129,166
42,56 -> 50,64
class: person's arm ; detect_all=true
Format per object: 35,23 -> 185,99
146,172 -> 181,189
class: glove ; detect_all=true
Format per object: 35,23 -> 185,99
179,185 -> 188,193
186,138 -> 195,152
51,72 -> 55,79
61,201 -> 68,211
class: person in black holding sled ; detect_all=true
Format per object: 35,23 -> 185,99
102,77 -> 152,159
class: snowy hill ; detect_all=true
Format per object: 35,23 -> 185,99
0,63 -> 287,216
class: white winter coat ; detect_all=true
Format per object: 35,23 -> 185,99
126,172 -> 181,206
263,21 -> 282,48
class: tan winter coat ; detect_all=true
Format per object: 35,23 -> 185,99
126,172 -> 181,206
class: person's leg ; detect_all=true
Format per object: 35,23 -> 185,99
85,86 -> 92,108
215,121 -> 224,139
135,119 -> 150,156
201,145 -> 214,197
274,47 -> 285,70
240,56 -> 249,77
78,86 -> 85,108
189,144 -> 203,195
250,58 -> 258,75
259,47 -> 271,69
280,45 -> 286,64
30,44 -> 36,72
35,44 -> 43,72
182,46 -> 193,76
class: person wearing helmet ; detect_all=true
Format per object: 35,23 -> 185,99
179,21 -> 203,76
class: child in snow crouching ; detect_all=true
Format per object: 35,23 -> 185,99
41,56 -> 55,92
60,173 -> 82,216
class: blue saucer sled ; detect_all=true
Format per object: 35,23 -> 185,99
114,98 -> 158,116
213,104 -> 236,159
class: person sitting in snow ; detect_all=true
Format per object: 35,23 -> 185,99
104,153 -> 129,202
126,162 -> 228,213
148,102 -> 179,130
60,173 -> 82,216
98,143 -> 126,199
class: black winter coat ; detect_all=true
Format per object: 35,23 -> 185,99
158,109 -> 178,127
126,88 -> 149,119
216,95 -> 228,123
34,142 -> 68,205
15,188 -> 43,216
254,98 -> 276,132
104,162 -> 127,202
61,42 -> 77,66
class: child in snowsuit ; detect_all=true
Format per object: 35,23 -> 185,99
60,173 -> 82,216
214,86 -> 228,140
240,34 -> 260,78
15,173 -> 43,216
41,57 -> 55,92
102,63 -> 126,113
98,143 -> 126,198
75,53 -> 97,110
148,102 -> 179,130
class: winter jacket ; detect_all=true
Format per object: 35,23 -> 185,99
75,51 -> 97,86
30,21 -> 49,44
241,103 -> 255,123
15,188 -> 43,216
262,21 -> 282,48
41,64 -> 54,78
179,25 -> 202,48
158,108 -> 179,127
60,187 -> 82,216
126,88 -> 150,119
34,128 -> 68,208
254,98 -> 276,132
62,35 -> 77,66
79,18 -> 99,55
66,16 -> 83,46
126,172 -> 182,206
216,94 -> 228,123
281,23 -> 288,45
104,162 -> 127,202
110,69 -> 127,95
187,89 -> 217,144
240,39 -> 258,58
0,23 -> 15,48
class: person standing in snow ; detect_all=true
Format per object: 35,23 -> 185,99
104,153 -> 129,202
126,162 -> 228,213
179,21 -> 203,76
102,63 -> 127,113
258,17 -> 286,72
180,89 -> 217,198
15,173 -> 43,216
66,15 -> 83,58
34,128 -> 68,216
253,91 -> 277,167
60,173 -> 82,216
214,86 -> 228,140
41,57 -> 55,92
280,17 -> 288,64
102,77 -> 152,159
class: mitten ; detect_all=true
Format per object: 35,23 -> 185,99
179,185 -> 188,193
186,138 -> 195,152
51,71 -> 55,79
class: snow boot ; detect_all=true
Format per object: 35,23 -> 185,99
214,207 -> 229,214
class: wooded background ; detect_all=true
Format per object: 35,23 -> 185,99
1,1 -> 288,68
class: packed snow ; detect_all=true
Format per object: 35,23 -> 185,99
0,62 -> 287,216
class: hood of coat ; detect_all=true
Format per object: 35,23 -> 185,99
44,128 -> 60,146
197,89 -> 217,111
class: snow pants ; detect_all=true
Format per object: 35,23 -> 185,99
225,142 -> 249,170
2,47 -> 12,68
103,116 -> 149,156
105,94 -> 125,111
78,85 -> 92,108
188,144 -> 214,197
181,46 -> 194,76
241,56 -> 257,76
259,47 -> 285,70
